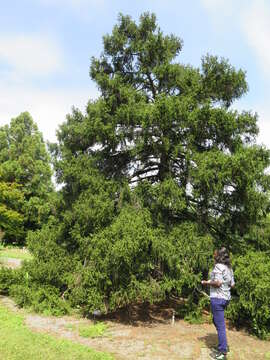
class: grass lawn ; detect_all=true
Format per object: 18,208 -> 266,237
65,322 -> 110,338
0,246 -> 32,261
0,304 -> 114,360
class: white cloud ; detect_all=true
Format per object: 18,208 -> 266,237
0,83 -> 98,142
255,105 -> 270,148
0,34 -> 63,78
0,32 -> 90,142
241,0 -> 270,78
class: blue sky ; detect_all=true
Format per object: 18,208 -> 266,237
0,0 -> 269,147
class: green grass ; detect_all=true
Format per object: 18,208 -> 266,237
0,246 -> 32,261
78,322 -> 109,338
0,304 -> 114,360
65,322 -> 109,338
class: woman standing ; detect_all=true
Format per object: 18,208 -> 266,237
201,247 -> 235,360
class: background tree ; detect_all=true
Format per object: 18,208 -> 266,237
0,177 -> 23,240
0,112 -> 53,243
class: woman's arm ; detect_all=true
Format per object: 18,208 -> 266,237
201,280 -> 222,288
231,270 -> 235,288
202,264 -> 224,288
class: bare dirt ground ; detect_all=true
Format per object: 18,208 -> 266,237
0,257 -> 22,268
1,296 -> 270,360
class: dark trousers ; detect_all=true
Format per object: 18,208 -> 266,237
210,297 -> 229,353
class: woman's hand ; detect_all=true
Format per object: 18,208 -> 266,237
201,280 -> 209,286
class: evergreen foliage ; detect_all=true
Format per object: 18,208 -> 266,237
0,112 -> 53,243
52,13 -> 270,245
0,179 -> 23,239
2,13 -> 270,336
228,251 -> 270,339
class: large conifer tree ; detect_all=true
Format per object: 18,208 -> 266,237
55,13 -> 270,244
22,13 -> 270,313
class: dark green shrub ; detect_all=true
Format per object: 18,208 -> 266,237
176,295 -> 210,324
8,223 -> 75,316
10,284 -> 70,316
0,267 -> 18,294
66,206 -> 213,314
0,219 -> 74,316
26,220 -> 76,289
0,261 -> 70,316
227,251 -> 270,339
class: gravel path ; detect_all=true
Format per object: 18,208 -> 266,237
1,296 -> 270,360
0,257 -> 22,268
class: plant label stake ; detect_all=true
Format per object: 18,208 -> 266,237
171,309 -> 175,326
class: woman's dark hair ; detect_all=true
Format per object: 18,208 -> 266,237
215,247 -> 231,268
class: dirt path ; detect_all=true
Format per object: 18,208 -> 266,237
0,257 -> 22,268
1,296 -> 270,360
